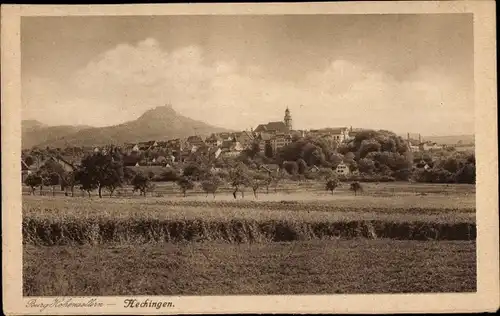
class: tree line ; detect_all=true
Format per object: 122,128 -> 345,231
24,149 -> 366,198
23,129 -> 475,197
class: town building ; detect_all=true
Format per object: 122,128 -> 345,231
205,134 -> 223,147
284,107 -> 292,130
335,162 -> 350,176
256,133 -> 273,152
309,127 -> 350,142
270,133 -> 293,153
186,135 -> 205,148
420,142 -> 443,151
233,131 -> 254,149
254,108 -> 293,134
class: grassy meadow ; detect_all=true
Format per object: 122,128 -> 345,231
22,182 -> 476,295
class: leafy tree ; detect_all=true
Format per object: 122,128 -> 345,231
79,152 -> 124,198
123,167 -> 136,184
146,182 -> 157,197
24,174 -> 42,195
42,172 -> 60,196
201,176 -> 222,198
329,153 -> 344,168
61,171 -> 77,197
325,177 -> 340,195
24,155 -> 35,167
455,163 -> 475,184
350,181 -> 363,196
75,169 -> 96,197
440,157 -> 461,173
147,171 -> 155,180
249,178 -> 265,198
317,167 -> 334,181
131,173 -> 150,196
358,139 -> 382,159
182,163 -> 206,181
269,169 -> 286,193
358,158 -> 376,174
282,161 -> 299,175
297,158 -> 308,175
177,176 -> 195,197
264,143 -> 274,158
229,163 -> 251,199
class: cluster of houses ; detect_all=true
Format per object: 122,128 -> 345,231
113,108 -> 358,167
405,133 -> 474,153
23,108 -> 471,183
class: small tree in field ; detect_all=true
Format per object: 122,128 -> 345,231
268,170 -> 284,193
61,171 -> 77,197
249,179 -> 266,199
177,176 -> 194,197
325,177 -> 340,195
201,176 -> 222,198
43,172 -> 60,196
145,182 -> 156,197
264,176 -> 272,194
75,169 -> 96,197
350,181 -> 363,196
131,173 -> 150,196
229,163 -> 251,199
25,174 -> 42,195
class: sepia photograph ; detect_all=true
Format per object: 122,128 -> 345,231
2,2 -> 498,315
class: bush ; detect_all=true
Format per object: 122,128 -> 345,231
156,168 -> 180,182
182,164 -> 207,181
414,168 -> 456,184
455,163 -> 475,184
391,169 -> 412,181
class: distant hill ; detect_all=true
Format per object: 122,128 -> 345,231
396,132 -> 475,145
22,119 -> 48,132
423,135 -> 475,145
22,121 -> 93,149
23,105 -> 232,149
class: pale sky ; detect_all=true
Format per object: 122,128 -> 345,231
21,14 -> 474,136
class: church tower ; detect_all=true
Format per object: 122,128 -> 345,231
284,107 -> 292,131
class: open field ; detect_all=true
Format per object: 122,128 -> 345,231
23,194 -> 475,245
23,240 -> 476,296
22,182 -> 476,295
22,180 -> 476,199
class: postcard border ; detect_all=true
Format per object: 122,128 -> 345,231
2,1 -> 498,314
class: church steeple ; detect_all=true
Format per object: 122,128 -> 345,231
284,107 -> 292,131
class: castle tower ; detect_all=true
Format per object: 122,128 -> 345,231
284,107 -> 292,131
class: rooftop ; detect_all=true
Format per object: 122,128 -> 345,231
254,121 -> 289,133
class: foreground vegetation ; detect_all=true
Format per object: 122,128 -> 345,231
23,240 -> 476,296
22,181 -> 476,295
23,194 -> 475,245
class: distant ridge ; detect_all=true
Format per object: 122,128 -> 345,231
22,105 -> 232,149
22,121 -> 93,149
422,135 -> 475,145
397,132 -> 474,145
